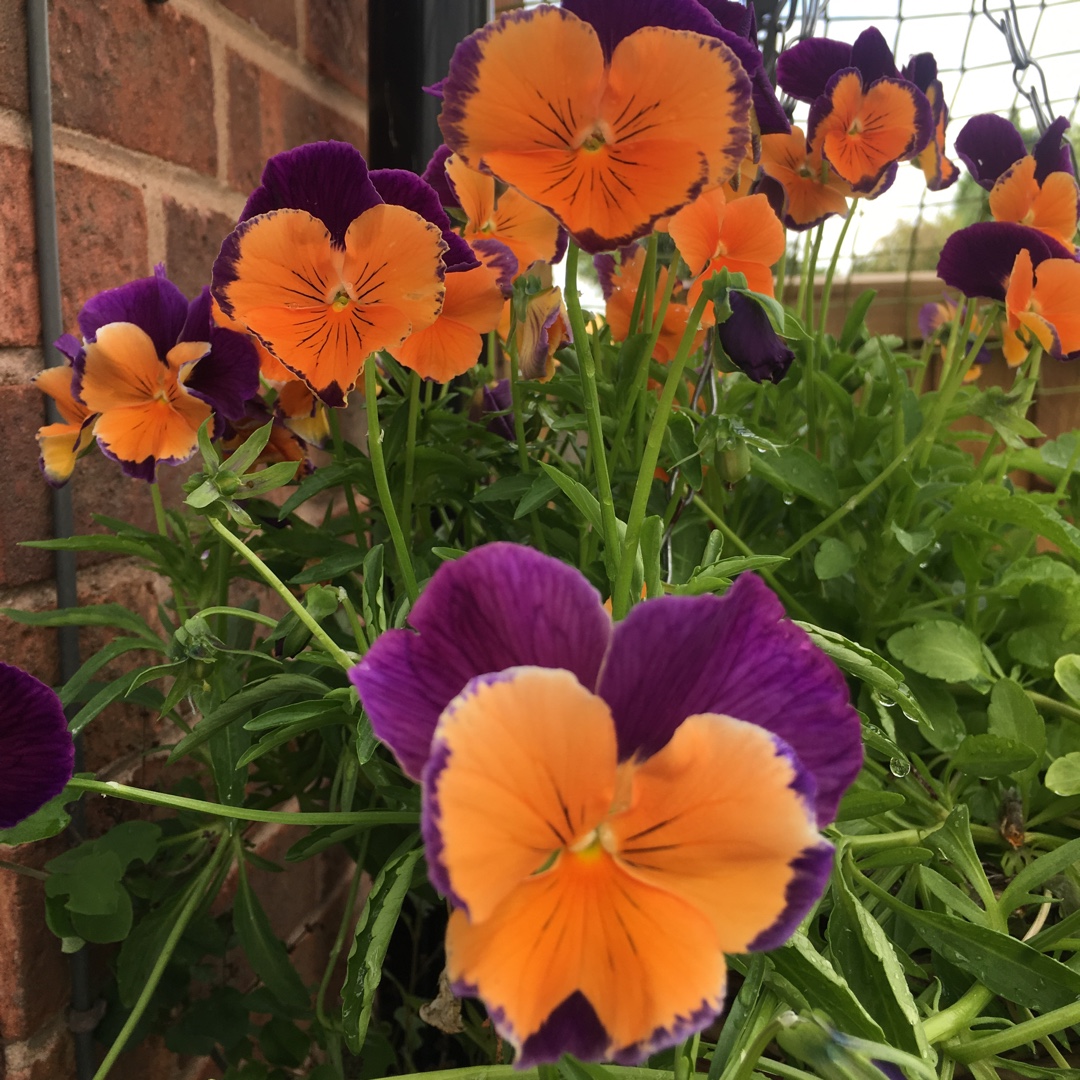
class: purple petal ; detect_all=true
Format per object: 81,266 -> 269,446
370,168 -> 478,272
716,292 -> 794,383
420,144 -> 460,210
695,0 -> 755,41
937,221 -> 1073,302
481,378 -> 515,441
190,331 -> 261,421
350,544 -> 613,780
1033,116 -> 1075,184
918,300 -> 945,339
954,114 -> 1026,189
516,992 -> 610,1068
0,663 -> 75,829
563,0 -> 733,59
469,238 -> 518,294
239,141 -> 383,247
596,574 -> 863,825
748,839 -> 834,951
776,37 -> 853,103
422,77 -> 446,99
751,67 -> 792,136
77,267 -> 190,359
420,735 -> 466,909
593,245 -> 640,300
901,52 -> 937,93
850,27 -> 897,84
54,333 -> 83,363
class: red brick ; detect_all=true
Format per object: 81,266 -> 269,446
50,0 -> 216,176
0,0 -> 29,114
55,161 -> 149,335
0,385 -> 54,589
305,0 -> 368,99
228,52 -> 367,193
164,199 -> 236,300
0,839 -> 72,1042
0,145 -> 41,348
219,0 -> 297,48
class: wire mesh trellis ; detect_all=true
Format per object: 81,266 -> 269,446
778,0 -> 1080,278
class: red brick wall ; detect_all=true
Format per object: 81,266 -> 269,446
0,1 -> 367,1076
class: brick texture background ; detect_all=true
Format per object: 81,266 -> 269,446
0,0 -> 368,1075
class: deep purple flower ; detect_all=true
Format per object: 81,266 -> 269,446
0,664 -> 75,830
716,292 -> 795,383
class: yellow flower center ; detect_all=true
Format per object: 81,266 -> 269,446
331,290 -> 351,312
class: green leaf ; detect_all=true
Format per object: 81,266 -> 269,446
0,603 -> 161,643
46,849 -> 124,915
834,790 -> 906,822
471,474 -> 536,504
538,462 -> 603,533
361,544 -> 387,643
289,549 -> 367,584
68,671 -> 144,736
1045,752 -> 1080,796
71,889 -> 133,944
829,868 -> 930,1057
998,836 -> 1080,914
856,846 -> 934,870
1054,654 -> 1080,703
839,289 -> 876,350
871,883 -> 1080,1011
226,421 -> 274,476
814,537 -> 856,580
987,678 -> 1044,778
751,445 -> 838,508
675,556 -> 789,594
342,847 -> 423,1054
768,932 -> 885,1042
886,621 -> 990,685
117,890 -> 188,1007
953,734 -> 1036,778
922,806 -> 994,911
943,486 -> 1080,562
95,820 -> 161,870
20,535 -> 152,557
243,699 -> 343,731
891,523 -> 934,555
234,859 -> 310,1011
58,636 -> 166,707
515,473 -> 560,518
640,515 -> 663,599
237,713 -> 345,767
0,784 -> 74,845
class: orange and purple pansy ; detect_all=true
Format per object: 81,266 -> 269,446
901,53 -> 958,192
759,126 -> 853,231
34,342 -> 96,486
212,142 -> 459,407
938,221 -> 1080,365
437,0 -> 753,254
954,113 -> 1075,190
61,270 -> 260,482
778,28 -> 932,194
351,543 -> 862,1066
0,663 -> 75,830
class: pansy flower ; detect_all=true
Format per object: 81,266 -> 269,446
954,113 -> 1075,191
438,1 -> 752,254
511,287 -> 572,382
717,292 -> 795,383
988,156 -> 1078,254
212,142 -> 451,407
938,222 -> 1080,365
351,544 -> 861,1066
760,126 -> 852,230
918,297 -> 990,382
34,341 -> 96,486
0,663 -> 75,830
69,270 -> 260,482
667,187 -> 786,298
595,246 -> 705,363
778,28 -> 932,194
901,54 -> 958,192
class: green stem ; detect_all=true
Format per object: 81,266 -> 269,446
316,857 -> 366,1030
327,408 -> 367,545
365,361 -> 420,605
726,1011 -> 791,1080
817,201 -> 857,335
0,858 -> 48,880
505,334 -> 547,553
1027,690 -> 1080,724
612,292 -> 710,617
193,606 -> 278,628
91,838 -> 232,1080
150,481 -> 168,537
565,243 -> 621,576
401,371 -> 422,534
206,516 -> 354,669
630,232 -> 659,335
921,983 -> 995,1045
66,777 -> 419,827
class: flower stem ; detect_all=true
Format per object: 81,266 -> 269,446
149,480 -> 168,537
565,242 -> 621,578
401,371 -> 422,534
66,777 -> 419,827
365,360 -> 420,605
206,515 -> 354,669
947,998 -> 1080,1063
817,201 -> 856,335
612,292 -> 710,618
91,837 -> 232,1080
921,983 -> 995,1045
328,408 -> 367,545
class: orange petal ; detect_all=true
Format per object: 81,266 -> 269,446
668,187 -> 728,277
1004,247 -> 1035,333
37,419 -> 95,484
489,187 -> 562,271
223,206 -> 446,406
1031,171 -> 1080,252
989,157 -> 1039,227
761,128 -> 850,229
445,151 -> 497,231
78,323 -> 173,414
443,9 -> 749,250
609,713 -> 822,954
35,364 -> 91,427
1032,258 -> 1080,354
713,193 -> 786,283
93,395 -> 210,469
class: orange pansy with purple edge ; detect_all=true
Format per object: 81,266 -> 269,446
438,0 -> 752,254
513,287 -> 572,382
34,337 -> 96,487
667,186 -> 786,300
989,156 -> 1078,253
212,142 -> 454,408
760,126 -> 852,231
68,270 -> 260,482
901,53 -> 958,193
778,28 -> 932,194
350,544 -> 862,1066
594,246 -> 705,363
937,221 -> 1080,366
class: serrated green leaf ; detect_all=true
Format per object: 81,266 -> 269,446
751,445 -> 838,508
943,486 -> 1080,562
342,847 -> 423,1054
814,537 -> 856,580
1045,752 -> 1080,796
886,621 -> 990,685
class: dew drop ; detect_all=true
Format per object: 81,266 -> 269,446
889,756 -> 911,778
782,491 -> 796,505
